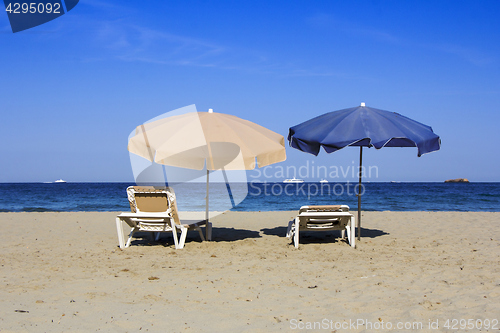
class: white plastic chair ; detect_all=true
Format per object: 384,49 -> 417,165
116,186 -> 212,249
286,205 -> 355,248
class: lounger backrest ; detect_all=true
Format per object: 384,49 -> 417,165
126,186 -> 181,225
164,187 -> 181,225
299,205 -> 344,214
298,205 -> 350,229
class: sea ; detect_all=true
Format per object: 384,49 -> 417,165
0,182 -> 499,212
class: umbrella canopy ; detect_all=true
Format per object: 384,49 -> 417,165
129,110 -> 286,170
288,103 -> 440,240
128,109 -> 286,238
289,103 -> 440,156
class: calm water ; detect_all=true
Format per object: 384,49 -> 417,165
0,182 -> 499,212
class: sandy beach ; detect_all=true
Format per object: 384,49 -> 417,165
0,211 -> 499,332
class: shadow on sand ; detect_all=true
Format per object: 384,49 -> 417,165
209,227 -> 261,242
126,226 -> 387,247
128,227 -> 261,247
261,227 -> 349,245
357,227 -> 389,238
261,226 -> 389,240
260,226 -> 288,237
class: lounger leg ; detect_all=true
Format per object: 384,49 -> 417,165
349,216 -> 356,248
294,217 -> 299,248
116,217 -> 126,249
177,226 -> 188,249
125,227 -> 138,248
197,226 -> 206,241
286,220 -> 294,238
170,221 -> 180,249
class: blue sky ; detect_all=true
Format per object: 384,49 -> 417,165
1,0 -> 499,182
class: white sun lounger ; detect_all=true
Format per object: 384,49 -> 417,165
116,186 -> 212,249
286,205 -> 355,248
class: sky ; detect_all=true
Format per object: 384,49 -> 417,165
1,0 -> 499,183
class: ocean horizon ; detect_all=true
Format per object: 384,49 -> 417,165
0,182 -> 499,213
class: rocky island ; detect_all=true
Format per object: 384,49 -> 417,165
444,178 -> 470,183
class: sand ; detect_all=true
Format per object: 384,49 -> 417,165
0,211 -> 499,332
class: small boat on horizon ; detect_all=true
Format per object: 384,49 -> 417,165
283,177 -> 304,183
54,179 -> 67,183
320,179 -> 328,183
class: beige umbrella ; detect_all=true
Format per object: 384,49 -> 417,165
128,109 -> 286,236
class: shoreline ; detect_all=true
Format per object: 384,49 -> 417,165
3,209 -> 500,213
1,211 -> 499,331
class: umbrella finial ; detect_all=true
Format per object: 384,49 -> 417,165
360,102 -> 366,107
208,108 -> 214,113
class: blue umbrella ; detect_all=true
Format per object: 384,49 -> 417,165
288,103 -> 441,240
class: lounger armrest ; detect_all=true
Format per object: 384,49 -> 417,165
117,212 -> 172,219
176,219 -> 208,227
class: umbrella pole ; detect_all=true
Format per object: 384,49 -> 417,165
206,169 -> 209,240
357,146 -> 363,241
222,168 -> 236,208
